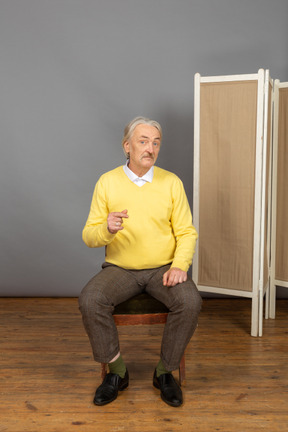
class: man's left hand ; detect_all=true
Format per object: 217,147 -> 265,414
163,267 -> 187,287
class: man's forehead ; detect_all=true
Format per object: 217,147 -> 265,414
134,124 -> 161,139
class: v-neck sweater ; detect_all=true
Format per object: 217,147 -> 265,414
82,166 -> 197,271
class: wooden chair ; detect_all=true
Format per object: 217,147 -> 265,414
101,293 -> 186,384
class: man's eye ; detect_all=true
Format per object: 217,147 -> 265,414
153,142 -> 159,146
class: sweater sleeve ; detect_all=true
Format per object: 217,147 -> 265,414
82,176 -> 116,248
170,177 -> 198,272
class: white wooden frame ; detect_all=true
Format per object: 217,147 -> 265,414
269,80 -> 288,318
193,69 -> 272,337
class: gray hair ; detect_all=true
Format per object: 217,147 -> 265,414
122,116 -> 162,158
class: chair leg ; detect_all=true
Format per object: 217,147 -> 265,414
101,363 -> 107,381
179,353 -> 186,385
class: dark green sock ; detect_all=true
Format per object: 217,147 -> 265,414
108,354 -> 126,378
156,359 -> 171,378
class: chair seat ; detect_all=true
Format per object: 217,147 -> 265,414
113,293 -> 169,326
114,293 -> 169,315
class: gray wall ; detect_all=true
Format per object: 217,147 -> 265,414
1,0 -> 288,296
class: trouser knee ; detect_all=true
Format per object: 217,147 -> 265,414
172,284 -> 202,317
79,289 -> 112,320
78,289 -> 92,318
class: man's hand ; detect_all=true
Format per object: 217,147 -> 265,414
107,209 -> 129,234
163,267 -> 187,287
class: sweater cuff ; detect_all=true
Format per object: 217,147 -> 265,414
100,222 -> 116,243
170,258 -> 189,273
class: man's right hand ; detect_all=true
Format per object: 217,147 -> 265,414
107,209 -> 129,234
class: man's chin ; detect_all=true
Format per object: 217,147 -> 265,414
142,160 -> 154,168
141,157 -> 154,164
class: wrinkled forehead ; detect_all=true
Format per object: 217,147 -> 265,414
133,124 -> 162,141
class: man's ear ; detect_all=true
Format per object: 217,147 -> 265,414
123,140 -> 130,155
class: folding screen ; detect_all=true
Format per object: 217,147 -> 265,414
259,73 -> 273,334
270,80 -> 288,318
193,70 -> 272,337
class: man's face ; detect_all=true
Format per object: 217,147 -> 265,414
124,124 -> 161,177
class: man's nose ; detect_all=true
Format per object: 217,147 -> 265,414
146,141 -> 154,153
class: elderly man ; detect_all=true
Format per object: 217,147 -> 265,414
79,116 -> 202,407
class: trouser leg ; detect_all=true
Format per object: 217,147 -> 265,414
146,265 -> 202,371
78,264 -> 141,363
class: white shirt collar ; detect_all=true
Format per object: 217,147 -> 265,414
123,161 -> 154,186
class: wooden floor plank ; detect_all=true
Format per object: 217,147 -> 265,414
0,298 -> 287,432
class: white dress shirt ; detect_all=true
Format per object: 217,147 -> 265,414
123,161 -> 154,187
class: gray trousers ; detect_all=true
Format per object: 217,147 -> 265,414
79,263 -> 202,371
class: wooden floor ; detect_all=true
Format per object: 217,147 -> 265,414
0,298 -> 287,432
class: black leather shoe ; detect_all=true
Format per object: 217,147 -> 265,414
153,369 -> 183,407
93,370 -> 129,406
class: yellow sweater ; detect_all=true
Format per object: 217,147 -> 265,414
82,166 -> 198,271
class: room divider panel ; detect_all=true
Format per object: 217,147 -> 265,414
269,80 -> 288,318
193,69 -> 272,337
